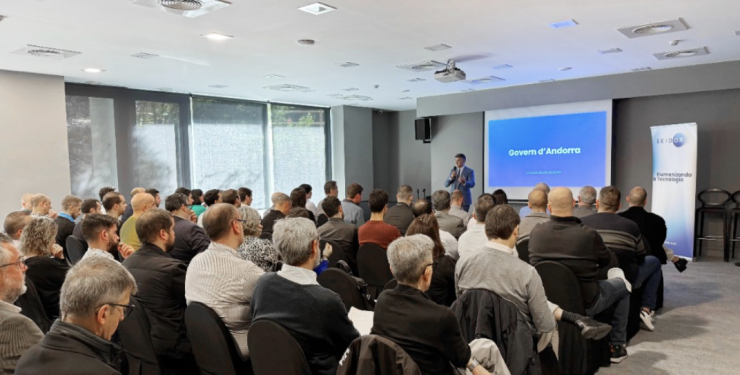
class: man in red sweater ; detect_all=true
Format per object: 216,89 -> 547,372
358,189 -> 401,249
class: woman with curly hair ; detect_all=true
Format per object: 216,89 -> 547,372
406,214 -> 457,307
236,206 -> 280,272
20,216 -> 68,320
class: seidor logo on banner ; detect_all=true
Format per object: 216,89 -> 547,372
651,123 -> 697,259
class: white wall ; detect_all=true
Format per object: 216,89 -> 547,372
0,70 -> 70,221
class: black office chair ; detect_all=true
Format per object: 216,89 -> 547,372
185,302 -> 249,375
535,261 -> 609,374
116,296 -> 161,375
515,239 -> 530,263
318,268 -> 373,311
248,320 -> 311,375
694,189 -> 731,260
727,190 -> 740,260
337,335 -> 421,375
320,239 -> 348,268
357,243 -> 393,299
65,235 -> 88,265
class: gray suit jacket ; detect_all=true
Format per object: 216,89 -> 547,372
449,205 -> 471,225
573,205 -> 597,218
384,202 -> 414,235
0,302 -> 44,374
435,211 -> 466,239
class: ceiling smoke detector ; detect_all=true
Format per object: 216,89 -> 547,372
654,46 -> 708,60
618,19 -> 689,38
12,44 -> 81,60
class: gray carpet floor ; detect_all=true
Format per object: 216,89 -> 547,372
597,258 -> 740,374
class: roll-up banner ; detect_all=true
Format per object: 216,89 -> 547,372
650,123 -> 697,259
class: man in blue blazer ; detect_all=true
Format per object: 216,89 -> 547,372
444,153 -> 475,212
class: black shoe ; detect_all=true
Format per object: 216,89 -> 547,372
575,316 -> 612,340
610,344 -> 628,363
674,258 -> 688,273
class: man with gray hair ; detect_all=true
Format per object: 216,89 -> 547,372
251,217 -> 359,375
432,190 -> 466,239
519,182 -> 550,218
260,192 -> 292,240
15,256 -> 136,374
166,193 -> 210,265
384,184 -> 415,235
450,189 -> 472,224
574,186 -> 598,218
0,233 -> 43,374
186,204 -> 264,360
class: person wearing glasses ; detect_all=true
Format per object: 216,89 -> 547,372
15,256 -> 137,375
0,233 -> 43,374
122,209 -> 195,375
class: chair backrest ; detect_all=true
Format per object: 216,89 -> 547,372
337,335 -> 421,375
515,239 -> 530,263
117,296 -> 161,375
185,302 -> 246,375
357,243 -> 393,298
65,235 -> 88,265
697,188 -> 731,208
534,261 -> 584,313
317,268 -> 371,311
321,239 -> 348,268
248,320 -> 311,375
732,190 -> 740,208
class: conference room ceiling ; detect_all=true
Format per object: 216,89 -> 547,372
1,0 -> 739,111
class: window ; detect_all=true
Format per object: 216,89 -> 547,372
134,101 -> 180,195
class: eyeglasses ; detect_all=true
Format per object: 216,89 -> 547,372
98,302 -> 136,317
0,259 -> 26,269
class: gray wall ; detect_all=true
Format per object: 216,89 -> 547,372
430,112 -> 484,202
0,70 -> 71,221
330,105 -> 374,198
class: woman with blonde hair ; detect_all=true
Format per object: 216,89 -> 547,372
236,206 -> 280,272
20,216 -> 68,320
406,214 -> 457,307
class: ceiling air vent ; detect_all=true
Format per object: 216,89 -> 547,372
12,44 -> 81,60
264,84 -> 313,92
397,60 -> 446,72
466,76 -> 505,85
328,94 -> 372,101
131,52 -> 159,59
336,62 -> 359,68
653,46 -> 708,60
617,19 -> 689,39
131,0 -> 230,18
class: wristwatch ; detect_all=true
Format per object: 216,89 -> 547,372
467,357 -> 480,372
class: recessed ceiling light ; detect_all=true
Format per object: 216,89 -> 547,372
202,33 -> 233,41
549,19 -> 578,29
298,2 -> 336,15
631,67 -> 652,72
539,79 -> 556,83
83,68 -> 104,73
617,19 -> 689,39
336,62 -> 359,68
263,74 -> 285,79
209,84 -> 228,88
424,44 -> 451,52
466,76 -> 505,85
397,60 -> 446,72
559,67 -> 572,71
408,78 -> 426,82
493,64 -> 513,70
160,0 -> 203,11
653,47 -> 708,60
296,39 -> 316,46
598,48 -> 622,54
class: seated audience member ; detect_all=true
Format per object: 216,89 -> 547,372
119,192 -> 156,251
102,192 -> 127,223
316,180 -> 340,225
221,189 -> 242,208
54,195 -> 82,254
186,204 -> 265,360
237,206 -> 280,272
342,183 -> 365,226
122,209 -> 194,374
449,190 -> 472,224
432,190 -> 466,239
287,208 -> 331,274
0,233 -> 44,374
81,214 -> 134,261
384,185 -> 415,235
517,189 -> 549,244
529,187 -> 631,363
4,211 -> 32,248
456,205 -> 612,347
458,195 -> 496,259
261,193 -> 291,240
238,187 -> 253,207
288,207 -> 311,219
291,187 -> 316,222
30,194 -> 55,218
371,235 -> 493,375
573,186 -> 597,218
300,184 -> 318,219
619,186 -> 688,272
317,196 -> 359,272
467,193 -> 494,230
73,198 -> 102,239
492,189 -> 508,206
406,215 -> 457,307
581,186 -> 662,331
121,187 -> 145,223
197,189 -> 222,226
166,193 -> 210,265
359,189 -> 401,249
175,187 -> 194,206
20,193 -> 34,214
145,188 -> 162,208
250,218 -> 360,375
190,189 -> 206,218
20,216 -> 68,321
414,197 -> 459,259
15,257 -> 136,375
411,199 -> 433,217
519,183 -> 550,218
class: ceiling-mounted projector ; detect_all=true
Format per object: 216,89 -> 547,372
434,59 -> 466,83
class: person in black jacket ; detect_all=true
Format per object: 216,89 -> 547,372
165,193 -> 210,265
260,192 -> 291,240
16,256 -> 137,375
372,235 -> 491,375
619,186 -> 688,272
54,195 -> 82,254
122,209 -> 195,375
384,185 -> 415,235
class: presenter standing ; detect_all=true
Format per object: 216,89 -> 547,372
444,153 -> 475,212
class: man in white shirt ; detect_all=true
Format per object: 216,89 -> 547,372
81,214 -> 134,261
458,194 -> 495,260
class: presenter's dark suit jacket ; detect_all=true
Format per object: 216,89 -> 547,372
444,166 -> 475,206
619,206 -> 668,264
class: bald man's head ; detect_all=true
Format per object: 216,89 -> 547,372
527,189 -> 548,211
627,186 -> 647,207
132,193 -> 156,215
548,187 -> 575,216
